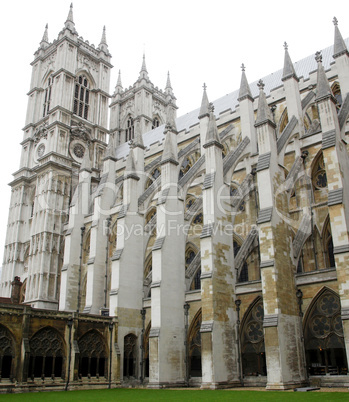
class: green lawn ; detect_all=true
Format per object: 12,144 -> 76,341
0,389 -> 348,401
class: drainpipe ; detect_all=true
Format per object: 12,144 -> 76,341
235,299 -> 243,386
108,321 -> 114,389
77,226 -> 85,313
140,308 -> 146,384
184,302 -> 190,386
65,316 -> 73,391
104,216 -> 112,309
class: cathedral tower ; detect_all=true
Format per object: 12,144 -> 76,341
0,4 -> 112,309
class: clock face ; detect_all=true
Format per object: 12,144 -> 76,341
69,139 -> 86,163
33,139 -> 48,164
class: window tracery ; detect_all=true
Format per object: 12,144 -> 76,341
43,74 -> 54,117
123,334 -> 137,378
304,290 -> 347,375
73,75 -> 90,120
0,325 -> 15,379
125,117 -> 134,142
240,298 -> 266,376
78,331 -> 107,378
29,327 -> 64,379
152,117 -> 160,129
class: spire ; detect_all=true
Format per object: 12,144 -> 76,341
315,51 -> 333,102
64,3 -> 76,32
98,26 -> 109,53
80,149 -> 92,173
204,104 -> 223,148
333,17 -> 349,58
255,80 -> 275,126
199,83 -> 210,119
139,53 -> 149,80
238,64 -> 253,101
40,24 -> 49,49
282,42 -> 298,82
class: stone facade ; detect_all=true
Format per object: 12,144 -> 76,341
1,5 -> 349,392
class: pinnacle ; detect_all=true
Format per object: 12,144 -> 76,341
333,16 -> 349,58
315,51 -> 333,102
40,24 -> 49,47
139,53 -> 149,80
204,103 -> 222,148
199,83 -> 210,119
165,71 -> 172,90
238,64 -> 253,101
255,80 -> 274,126
80,149 -> 92,172
282,42 -> 298,82
100,26 -> 107,45
64,3 -> 76,33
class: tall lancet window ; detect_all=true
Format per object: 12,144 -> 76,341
73,75 -> 90,120
43,75 -> 54,117
125,117 -> 134,142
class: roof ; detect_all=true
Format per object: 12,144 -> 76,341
116,38 -> 349,160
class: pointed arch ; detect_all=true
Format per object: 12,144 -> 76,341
240,296 -> 266,376
78,330 -> 108,378
29,326 -> 65,379
303,287 -> 347,375
188,309 -> 202,377
322,216 -> 335,269
0,324 -> 16,379
123,333 -> 137,378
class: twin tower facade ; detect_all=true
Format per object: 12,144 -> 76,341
1,5 -> 349,391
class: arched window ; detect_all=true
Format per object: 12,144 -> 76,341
125,117 -> 134,142
331,82 -> 342,111
29,327 -> 65,379
240,298 -> 266,376
304,289 -> 347,375
123,334 -> 137,378
188,310 -> 202,377
0,325 -> 15,379
73,75 -> 90,120
145,167 -> 161,189
152,117 -> 160,129
234,240 -> 248,283
78,331 -> 107,378
43,74 -> 54,117
323,219 -> 335,269
312,154 -> 327,190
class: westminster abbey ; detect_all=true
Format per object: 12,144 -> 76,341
0,4 -> 349,392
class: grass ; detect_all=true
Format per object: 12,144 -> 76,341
0,389 -> 348,402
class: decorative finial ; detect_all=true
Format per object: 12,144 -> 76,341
240,63 -> 245,72
203,83 -> 207,91
315,51 -> 322,63
128,139 -> 135,149
257,79 -> 265,90
284,42 -> 288,51
333,16 -> 338,26
208,102 -> 214,113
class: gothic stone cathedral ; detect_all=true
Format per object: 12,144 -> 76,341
1,4 -> 349,392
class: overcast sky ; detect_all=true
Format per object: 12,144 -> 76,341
0,0 -> 348,268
